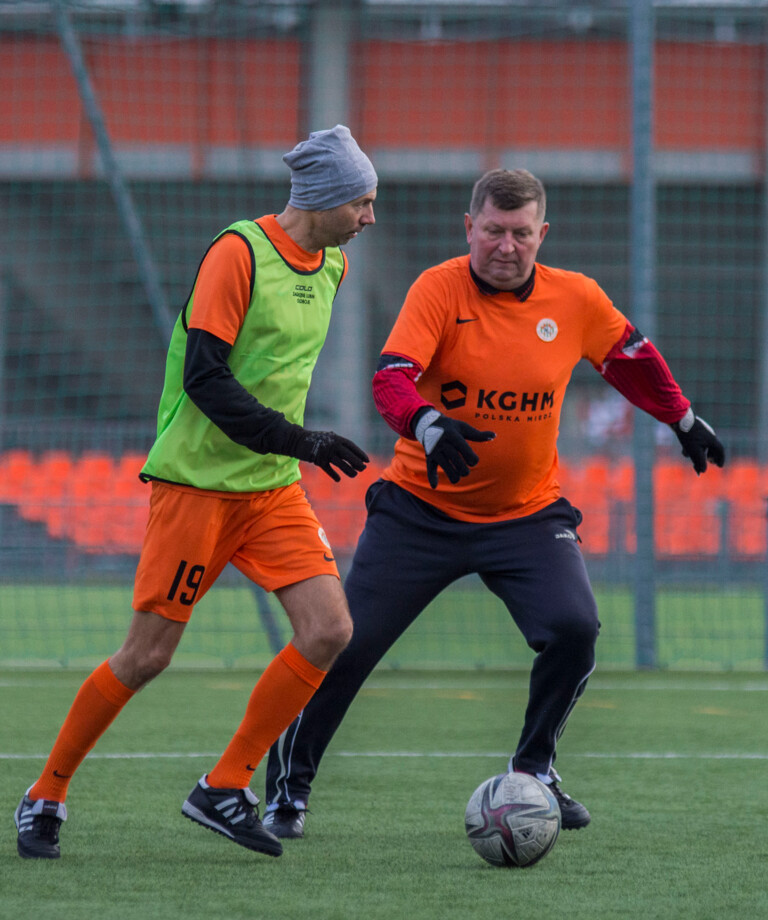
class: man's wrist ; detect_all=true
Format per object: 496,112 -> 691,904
672,406 -> 695,433
413,408 -> 441,443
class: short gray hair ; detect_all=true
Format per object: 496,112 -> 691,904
469,168 -> 546,219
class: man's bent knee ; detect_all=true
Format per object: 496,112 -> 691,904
550,604 -> 599,645
109,645 -> 173,690
293,611 -> 352,670
277,575 -> 354,669
324,613 -> 353,656
314,612 -> 353,657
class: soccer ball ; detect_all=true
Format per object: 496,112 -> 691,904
465,772 -> 561,868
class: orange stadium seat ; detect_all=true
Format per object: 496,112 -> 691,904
18,451 -> 75,537
73,453 -> 117,493
3,450 -> 766,560
723,460 -> 762,498
723,461 -> 767,557
558,457 -> 637,556
105,456 -> 150,553
655,461 -> 723,556
612,459 -> 634,501
562,458 -> 612,555
114,453 -> 147,486
610,460 -> 635,554
0,449 -> 33,503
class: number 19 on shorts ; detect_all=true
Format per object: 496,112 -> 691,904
167,559 -> 206,606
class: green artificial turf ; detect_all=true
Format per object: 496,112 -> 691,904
2,668 -> 766,919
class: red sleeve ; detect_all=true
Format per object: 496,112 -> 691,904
598,322 -> 690,424
372,353 -> 434,439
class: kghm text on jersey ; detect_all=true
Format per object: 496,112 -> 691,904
476,389 -> 554,411
439,379 -> 555,414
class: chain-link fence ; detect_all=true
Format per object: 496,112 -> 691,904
1,0 -> 766,669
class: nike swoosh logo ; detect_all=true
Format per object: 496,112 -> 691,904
456,318 -> 478,324
323,554 -> 335,562
246,764 -> 257,772
53,770 -> 72,779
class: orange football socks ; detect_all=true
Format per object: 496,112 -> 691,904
206,642 -> 326,791
29,660 -> 135,803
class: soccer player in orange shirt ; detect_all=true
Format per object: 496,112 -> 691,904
15,126 -> 376,860
264,168 -> 724,836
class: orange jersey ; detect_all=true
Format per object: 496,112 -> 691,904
380,255 -> 627,522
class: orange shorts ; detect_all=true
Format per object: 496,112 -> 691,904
133,480 -> 339,622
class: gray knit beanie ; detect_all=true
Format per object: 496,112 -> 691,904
283,125 -> 377,211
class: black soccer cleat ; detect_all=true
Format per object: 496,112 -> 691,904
546,769 -> 591,830
15,789 -> 67,859
263,803 -> 307,839
182,775 -> 282,856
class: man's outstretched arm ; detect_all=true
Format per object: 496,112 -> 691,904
597,323 -> 725,474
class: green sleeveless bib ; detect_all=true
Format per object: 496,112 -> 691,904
141,219 -> 345,491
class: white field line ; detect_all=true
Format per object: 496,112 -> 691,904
336,751 -> 768,760
2,750 -> 768,761
2,679 -> 768,692
363,681 -> 768,692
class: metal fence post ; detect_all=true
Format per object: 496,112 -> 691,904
764,497 -> 768,669
53,0 -> 174,346
0,271 -> 5,451
759,33 -> 768,462
303,0 -> 369,443
630,0 -> 657,668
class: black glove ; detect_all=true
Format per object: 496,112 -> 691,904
413,408 -> 495,489
670,408 -> 725,475
291,429 -> 370,482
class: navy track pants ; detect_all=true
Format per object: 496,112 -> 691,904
265,480 -> 599,806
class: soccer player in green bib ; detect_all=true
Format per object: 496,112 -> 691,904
15,125 -> 377,860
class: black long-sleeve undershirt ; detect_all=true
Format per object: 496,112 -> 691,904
183,327 -> 305,457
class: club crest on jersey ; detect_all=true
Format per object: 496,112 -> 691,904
536,318 -> 558,342
318,527 -> 331,550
